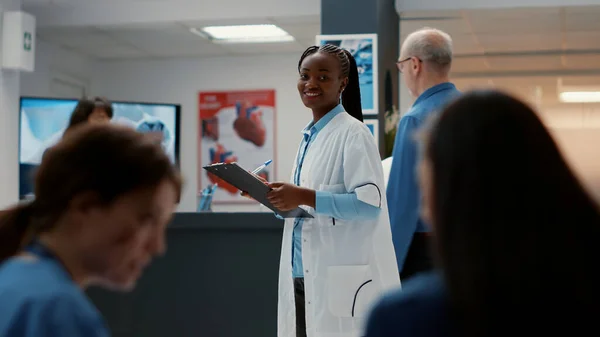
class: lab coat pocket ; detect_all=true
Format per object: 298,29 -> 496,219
326,265 -> 375,318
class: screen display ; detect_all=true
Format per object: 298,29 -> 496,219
19,97 -> 180,199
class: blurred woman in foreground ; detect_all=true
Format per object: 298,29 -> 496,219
0,123 -> 182,336
365,90 -> 600,337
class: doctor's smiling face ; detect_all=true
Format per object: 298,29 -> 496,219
298,49 -> 348,118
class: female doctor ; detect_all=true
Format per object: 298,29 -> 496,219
266,44 -> 400,337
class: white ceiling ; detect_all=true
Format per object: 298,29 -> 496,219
398,6 -> 600,110
400,6 -> 600,74
28,4 -> 600,70
23,0 -> 320,27
34,17 -> 319,59
24,0 -> 320,58
25,2 -> 600,109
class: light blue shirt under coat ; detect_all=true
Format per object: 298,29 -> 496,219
292,104 -> 380,278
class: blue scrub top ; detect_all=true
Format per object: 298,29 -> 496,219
0,242 -> 109,337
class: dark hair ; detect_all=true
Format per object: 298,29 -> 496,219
66,96 -> 114,131
298,44 -> 363,122
426,90 -> 600,335
0,123 -> 182,262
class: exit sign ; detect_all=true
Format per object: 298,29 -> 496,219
23,32 -> 32,51
2,11 -> 36,71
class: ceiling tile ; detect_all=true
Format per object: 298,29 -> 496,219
271,15 -> 320,25
400,10 -> 462,19
486,55 -> 563,71
105,27 -> 217,55
298,38 -> 318,48
477,34 -> 562,52
564,55 -> 600,69
400,18 -> 471,35
451,78 -> 495,90
563,5 -> 600,16
37,28 -> 122,49
179,18 -> 271,29
22,0 -> 52,4
451,36 -> 484,54
466,7 -> 560,21
88,45 -> 150,60
97,22 -> 186,33
29,6 -> 600,64
565,12 -> 600,33
566,31 -> 600,49
583,110 -> 600,128
221,41 -> 306,55
451,57 -> 490,73
277,23 -> 319,40
466,8 -> 561,35
147,43 -> 229,58
559,76 -> 600,86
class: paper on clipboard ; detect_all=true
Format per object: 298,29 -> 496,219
203,162 -> 313,218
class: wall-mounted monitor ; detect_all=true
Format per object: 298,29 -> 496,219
19,96 -> 181,199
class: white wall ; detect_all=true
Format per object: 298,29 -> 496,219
0,0 -> 22,208
92,54 -> 311,212
20,39 -> 95,97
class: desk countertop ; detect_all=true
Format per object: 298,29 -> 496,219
170,212 -> 283,230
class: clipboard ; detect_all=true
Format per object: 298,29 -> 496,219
203,162 -> 313,219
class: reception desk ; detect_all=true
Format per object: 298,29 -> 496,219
87,212 -> 283,337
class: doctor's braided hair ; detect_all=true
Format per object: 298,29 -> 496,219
298,44 -> 363,122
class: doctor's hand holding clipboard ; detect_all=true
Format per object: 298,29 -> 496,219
265,182 -> 315,212
240,160 -> 313,211
240,160 -> 271,199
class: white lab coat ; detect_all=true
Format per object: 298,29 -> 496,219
277,112 -> 400,337
381,156 -> 393,188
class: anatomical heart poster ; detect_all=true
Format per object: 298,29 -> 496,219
198,89 -> 276,203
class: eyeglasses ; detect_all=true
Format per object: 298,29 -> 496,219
396,57 -> 422,72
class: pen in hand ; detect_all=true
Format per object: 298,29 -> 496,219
241,160 -> 272,198
252,159 -> 272,175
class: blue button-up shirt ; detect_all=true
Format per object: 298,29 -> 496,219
386,82 -> 460,272
292,104 -> 380,278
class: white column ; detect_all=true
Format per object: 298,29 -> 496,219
0,0 -> 23,208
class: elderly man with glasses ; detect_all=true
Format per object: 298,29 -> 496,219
388,27 -> 461,281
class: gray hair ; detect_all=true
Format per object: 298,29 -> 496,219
401,27 -> 453,72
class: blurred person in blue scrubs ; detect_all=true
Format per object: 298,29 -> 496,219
365,90 -> 600,337
30,97 -> 114,165
65,97 -> 113,132
0,124 -> 182,336
387,27 -> 460,281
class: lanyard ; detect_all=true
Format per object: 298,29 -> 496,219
24,240 -> 74,281
25,240 -> 57,260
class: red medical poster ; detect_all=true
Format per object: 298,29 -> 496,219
198,89 -> 276,203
